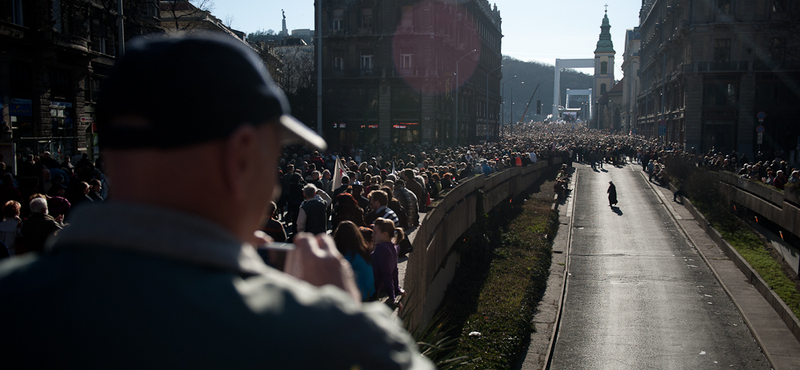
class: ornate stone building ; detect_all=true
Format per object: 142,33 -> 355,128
0,0 -> 161,172
621,27 -> 641,134
320,0 -> 502,147
635,0 -> 800,158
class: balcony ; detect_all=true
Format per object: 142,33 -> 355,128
53,33 -> 89,53
684,60 -> 752,74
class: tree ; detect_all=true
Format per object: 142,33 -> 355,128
159,0 -> 215,32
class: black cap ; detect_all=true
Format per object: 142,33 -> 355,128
97,32 -> 325,150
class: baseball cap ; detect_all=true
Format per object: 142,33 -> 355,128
97,32 -> 325,150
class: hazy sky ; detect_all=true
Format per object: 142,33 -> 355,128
213,0 -> 642,78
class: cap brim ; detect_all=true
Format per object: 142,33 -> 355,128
279,115 -> 327,150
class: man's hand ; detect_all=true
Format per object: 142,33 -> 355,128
284,233 -> 361,304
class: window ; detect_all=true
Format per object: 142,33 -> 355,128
333,57 -> 344,71
53,0 -> 62,32
601,84 -> 607,95
51,69 -> 72,99
771,0 -> 786,13
703,82 -> 738,107
401,54 -> 412,69
11,0 -> 24,26
400,6 -> 413,32
713,39 -> 731,63
769,38 -> 785,63
361,54 -> 373,71
717,0 -> 732,14
601,61 -> 608,75
333,9 -> 343,31
361,8 -> 373,28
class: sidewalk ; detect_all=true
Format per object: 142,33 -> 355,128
644,171 -> 800,370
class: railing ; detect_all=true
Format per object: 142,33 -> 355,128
53,33 -> 89,52
404,159 -> 561,330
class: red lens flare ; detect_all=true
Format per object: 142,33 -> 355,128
392,1 -> 481,95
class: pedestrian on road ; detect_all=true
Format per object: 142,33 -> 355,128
608,181 -> 618,207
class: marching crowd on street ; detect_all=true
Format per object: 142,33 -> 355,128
1,121 -> 797,304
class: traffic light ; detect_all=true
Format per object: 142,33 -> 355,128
536,100 -> 541,114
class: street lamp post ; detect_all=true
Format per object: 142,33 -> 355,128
501,75 -> 518,137
485,64 -> 503,142
455,49 -> 477,146
510,81 -> 524,136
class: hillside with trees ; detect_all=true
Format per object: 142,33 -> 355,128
499,56 -> 594,123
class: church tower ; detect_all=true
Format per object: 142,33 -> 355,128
593,8 -> 615,127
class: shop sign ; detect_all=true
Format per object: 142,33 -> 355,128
10,98 -> 32,116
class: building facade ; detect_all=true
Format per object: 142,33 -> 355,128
0,0 -> 161,173
635,0 -> 800,159
621,27 -> 641,134
320,0 -> 502,147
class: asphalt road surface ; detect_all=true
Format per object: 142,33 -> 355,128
550,162 -> 770,370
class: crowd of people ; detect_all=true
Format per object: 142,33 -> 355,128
0,152 -> 107,258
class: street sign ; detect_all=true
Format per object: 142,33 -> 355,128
756,125 -> 765,133
757,111 -> 766,120
757,132 -> 763,144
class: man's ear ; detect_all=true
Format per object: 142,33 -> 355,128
222,124 -> 258,202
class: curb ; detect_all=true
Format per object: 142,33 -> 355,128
542,169 -> 577,370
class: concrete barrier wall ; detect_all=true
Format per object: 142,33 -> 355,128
714,171 -> 800,238
403,159 -> 561,330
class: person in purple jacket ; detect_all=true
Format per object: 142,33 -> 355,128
372,217 -> 405,310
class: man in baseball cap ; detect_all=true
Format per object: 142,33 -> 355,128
0,32 -> 432,369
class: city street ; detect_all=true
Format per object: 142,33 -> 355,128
550,162 -> 770,369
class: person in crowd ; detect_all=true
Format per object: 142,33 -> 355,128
332,193 -> 365,231
19,196 -> 62,254
276,163 -> 295,220
381,187 -> 406,229
40,168 -> 53,195
332,175 -> 351,200
0,172 -> 22,206
365,189 -> 400,226
393,179 -> 419,229
295,184 -> 331,236
333,221 -> 375,302
351,183 -> 370,211
46,184 -> 72,220
0,32 -> 432,369
773,170 -> 789,190
93,169 -> 110,200
286,172 -> 305,227
763,170 -> 776,186
402,169 -> 426,212
789,170 -> 800,185
0,200 -> 22,256
88,179 -> 104,202
372,218 -> 405,309
260,201 -> 287,243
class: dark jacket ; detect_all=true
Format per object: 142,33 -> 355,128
300,198 -> 328,235
21,213 -> 62,254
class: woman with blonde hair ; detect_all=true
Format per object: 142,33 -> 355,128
371,218 -> 405,309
